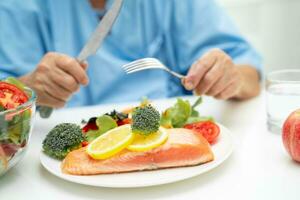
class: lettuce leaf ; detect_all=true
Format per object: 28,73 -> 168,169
160,98 -> 191,128
191,97 -> 202,117
160,97 -> 214,128
185,116 -> 214,124
85,115 -> 117,142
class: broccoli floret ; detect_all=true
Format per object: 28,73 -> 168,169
131,105 -> 160,136
42,123 -> 84,160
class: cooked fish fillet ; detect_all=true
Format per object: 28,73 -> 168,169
61,128 -> 214,175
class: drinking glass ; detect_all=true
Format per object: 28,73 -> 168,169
266,69 -> 300,133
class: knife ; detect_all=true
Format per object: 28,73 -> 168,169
39,0 -> 124,118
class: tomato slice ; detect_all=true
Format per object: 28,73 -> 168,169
81,141 -> 89,147
184,121 -> 220,144
82,117 -> 98,133
0,82 -> 28,109
117,118 -> 132,126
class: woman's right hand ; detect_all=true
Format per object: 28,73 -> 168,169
19,52 -> 89,108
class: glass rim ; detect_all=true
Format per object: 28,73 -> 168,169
267,69 -> 300,84
0,87 -> 36,115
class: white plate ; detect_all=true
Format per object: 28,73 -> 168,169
40,123 -> 233,188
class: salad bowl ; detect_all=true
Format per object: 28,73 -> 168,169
0,87 -> 36,176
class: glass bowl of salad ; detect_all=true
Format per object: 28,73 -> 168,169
0,78 -> 36,176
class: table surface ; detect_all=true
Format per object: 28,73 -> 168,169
1,94 -> 299,200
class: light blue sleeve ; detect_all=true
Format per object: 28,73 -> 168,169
171,0 -> 262,75
0,1 -> 51,80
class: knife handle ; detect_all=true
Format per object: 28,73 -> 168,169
39,106 -> 53,118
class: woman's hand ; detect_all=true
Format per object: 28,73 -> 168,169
19,52 -> 89,108
182,49 -> 260,100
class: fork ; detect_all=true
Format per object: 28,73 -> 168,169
122,58 -> 185,79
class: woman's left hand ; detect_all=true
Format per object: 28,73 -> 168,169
182,48 -> 244,100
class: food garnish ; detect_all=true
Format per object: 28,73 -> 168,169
127,127 -> 168,152
84,115 -> 118,142
160,98 -> 191,128
131,105 -> 160,136
160,97 -> 213,128
96,115 -> 118,132
105,110 -> 128,123
87,124 -> 134,159
43,123 -> 85,160
81,141 -> 89,147
82,117 -> 98,133
117,118 -> 131,126
184,121 -> 220,144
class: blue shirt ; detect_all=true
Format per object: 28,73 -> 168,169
0,0 -> 262,107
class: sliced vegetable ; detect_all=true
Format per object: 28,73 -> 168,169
81,141 -> 89,147
184,121 -> 220,144
87,124 -> 134,159
82,117 -> 98,133
127,127 -> 168,152
117,118 -> 131,126
0,82 -> 28,109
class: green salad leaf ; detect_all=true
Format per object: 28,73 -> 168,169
191,96 -> 202,117
96,115 -> 118,133
160,97 -> 214,128
185,116 -> 214,124
160,98 -> 191,128
85,115 -> 118,142
0,104 -> 4,112
20,110 -> 31,144
85,130 -> 100,143
187,97 -> 214,124
4,77 -> 26,90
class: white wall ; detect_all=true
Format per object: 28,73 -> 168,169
218,0 -> 300,73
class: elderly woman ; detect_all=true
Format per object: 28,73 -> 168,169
0,0 -> 261,108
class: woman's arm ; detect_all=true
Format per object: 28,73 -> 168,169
170,0 -> 262,100
182,49 -> 261,100
233,64 -> 260,100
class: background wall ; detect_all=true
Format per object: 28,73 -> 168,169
218,0 -> 300,73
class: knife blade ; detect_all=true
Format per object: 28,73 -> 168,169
39,0 -> 124,118
77,0 -> 123,61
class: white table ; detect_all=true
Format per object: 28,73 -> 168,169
1,94 -> 299,200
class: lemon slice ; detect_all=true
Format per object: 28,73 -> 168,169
127,127 -> 169,152
87,124 -> 134,159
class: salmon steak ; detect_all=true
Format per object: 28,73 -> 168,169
61,128 -> 214,175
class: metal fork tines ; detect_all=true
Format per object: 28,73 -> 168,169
122,58 -> 185,79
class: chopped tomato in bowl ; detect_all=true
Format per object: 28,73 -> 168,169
0,82 -> 28,109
